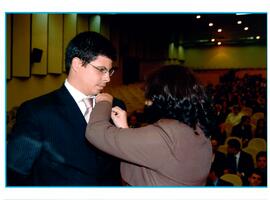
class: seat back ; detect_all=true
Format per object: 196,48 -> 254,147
217,144 -> 228,155
251,112 -> 264,126
248,138 -> 266,152
220,174 -> 243,186
242,147 -> 257,166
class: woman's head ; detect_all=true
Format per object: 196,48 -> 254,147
144,65 -> 213,137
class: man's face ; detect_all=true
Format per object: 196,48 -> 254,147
248,173 -> 262,186
76,55 -> 113,96
256,156 -> 267,169
211,139 -> 219,153
227,146 -> 237,155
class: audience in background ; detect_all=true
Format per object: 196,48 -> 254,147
231,115 -> 252,148
254,118 -> 267,139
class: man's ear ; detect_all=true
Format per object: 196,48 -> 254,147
71,57 -> 82,72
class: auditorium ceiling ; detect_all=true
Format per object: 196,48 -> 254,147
108,13 -> 267,47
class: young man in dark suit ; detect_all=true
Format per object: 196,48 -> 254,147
7,31 -> 125,186
224,138 -> 254,184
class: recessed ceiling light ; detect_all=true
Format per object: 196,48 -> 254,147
256,36 -> 260,39
211,38 -> 215,42
196,15 -> 201,19
218,29 -> 222,32
244,27 -> 249,31
209,23 -> 214,27
217,42 -> 222,45
237,20 -> 242,24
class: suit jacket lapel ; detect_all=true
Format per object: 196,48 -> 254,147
55,85 -> 87,133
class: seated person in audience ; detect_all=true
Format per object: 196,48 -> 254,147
255,151 -> 267,186
128,112 -> 141,128
231,115 -> 252,148
210,136 -> 226,177
255,118 -> 266,139
206,165 -> 228,186
224,138 -> 254,184
214,103 -> 228,126
86,65 -> 214,186
212,103 -> 228,144
245,168 -> 264,186
225,105 -> 244,127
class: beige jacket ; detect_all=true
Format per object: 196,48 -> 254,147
86,101 -> 212,186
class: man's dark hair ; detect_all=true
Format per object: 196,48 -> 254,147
248,168 -> 264,179
256,151 -> 266,161
227,138 -> 241,150
65,31 -> 116,73
144,65 -> 214,137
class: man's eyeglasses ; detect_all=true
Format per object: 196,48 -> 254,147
88,63 -> 115,77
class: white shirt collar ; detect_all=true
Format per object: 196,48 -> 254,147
235,151 -> 241,159
64,79 -> 88,103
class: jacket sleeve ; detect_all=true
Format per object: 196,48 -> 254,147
86,101 -> 170,170
7,102 -> 42,185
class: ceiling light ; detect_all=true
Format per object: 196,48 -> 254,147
237,20 -> 242,24
209,23 -> 213,27
217,42 -> 222,45
244,27 -> 249,31
196,15 -> 201,19
217,29 -> 222,32
211,38 -> 215,42
256,36 -> 260,39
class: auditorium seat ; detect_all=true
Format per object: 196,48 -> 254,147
220,174 -> 243,186
247,138 -> 266,152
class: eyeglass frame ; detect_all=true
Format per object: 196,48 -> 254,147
87,63 -> 115,77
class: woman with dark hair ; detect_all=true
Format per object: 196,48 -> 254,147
86,65 -> 214,186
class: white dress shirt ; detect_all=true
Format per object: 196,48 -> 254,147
235,151 -> 240,170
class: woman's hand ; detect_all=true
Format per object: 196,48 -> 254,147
111,106 -> 129,128
96,93 -> 113,104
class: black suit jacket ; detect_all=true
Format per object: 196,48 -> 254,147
211,151 -> 226,177
225,151 -> 254,178
7,85 -> 125,186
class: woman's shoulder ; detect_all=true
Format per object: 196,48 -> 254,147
156,119 -> 191,130
155,119 -> 206,138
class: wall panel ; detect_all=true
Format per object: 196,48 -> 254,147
31,14 -> 48,75
184,46 -> 267,69
63,14 -> 77,72
6,14 -> 12,79
48,14 -> 63,74
77,15 -> 89,34
89,15 -> 100,33
12,14 -> 31,77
